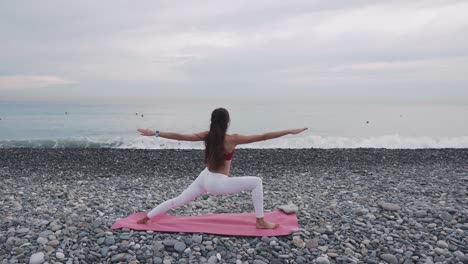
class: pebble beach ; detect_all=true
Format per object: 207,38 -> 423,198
1,148 -> 467,264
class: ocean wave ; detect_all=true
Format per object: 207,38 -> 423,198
1,135 -> 468,149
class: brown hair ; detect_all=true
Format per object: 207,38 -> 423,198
204,108 -> 230,171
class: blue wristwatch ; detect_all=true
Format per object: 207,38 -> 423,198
155,130 -> 160,138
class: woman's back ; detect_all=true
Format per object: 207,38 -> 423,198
208,134 -> 236,176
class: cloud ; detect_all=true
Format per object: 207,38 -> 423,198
0,0 -> 467,102
0,75 -> 77,89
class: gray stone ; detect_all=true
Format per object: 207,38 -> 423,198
119,234 -> 130,240
440,212 -> 452,222
29,252 -> 45,264
414,210 -> 427,218
437,240 -> 448,249
306,239 -> 319,249
296,256 -> 306,264
48,240 -> 60,247
278,203 -> 299,214
97,237 -> 105,245
435,247 -> 445,255
253,260 -> 267,264
379,202 -> 401,211
105,236 -> 115,246
316,255 -> 330,264
39,231 -> 52,238
174,242 -> 186,252
153,241 -> 164,251
380,253 -> 398,264
36,237 -> 48,245
101,247 -> 109,257
458,255 -> 468,264
16,228 -> 30,234
208,255 -> 218,264
345,248 -> 354,256
434,255 -> 445,263
56,252 -> 65,259
366,213 -> 376,220
111,253 -> 129,262
318,246 -> 328,252
51,225 -> 62,231
162,239 -> 178,246
354,208 -> 369,215
292,236 -> 305,248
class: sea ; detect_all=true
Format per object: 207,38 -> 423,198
1,100 -> 467,149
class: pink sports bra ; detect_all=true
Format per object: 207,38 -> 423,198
224,149 -> 235,160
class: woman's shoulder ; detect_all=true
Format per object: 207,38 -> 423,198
225,134 -> 238,147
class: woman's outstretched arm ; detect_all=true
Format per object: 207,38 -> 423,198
232,128 -> 307,145
137,129 -> 208,141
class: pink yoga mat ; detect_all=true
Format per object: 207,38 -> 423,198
111,210 -> 299,236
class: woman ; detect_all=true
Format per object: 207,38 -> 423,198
136,108 -> 307,229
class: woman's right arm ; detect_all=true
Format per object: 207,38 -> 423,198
232,128 -> 307,145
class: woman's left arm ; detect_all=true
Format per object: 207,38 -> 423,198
137,129 -> 208,141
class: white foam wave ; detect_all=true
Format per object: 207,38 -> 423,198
118,135 -> 468,149
1,135 -> 468,149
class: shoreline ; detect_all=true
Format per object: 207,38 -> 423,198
1,149 -> 467,263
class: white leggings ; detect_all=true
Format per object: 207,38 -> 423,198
147,167 -> 264,218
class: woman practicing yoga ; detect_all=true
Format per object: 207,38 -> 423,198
136,107 -> 307,229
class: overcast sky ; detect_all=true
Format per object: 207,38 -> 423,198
1,0 -> 467,103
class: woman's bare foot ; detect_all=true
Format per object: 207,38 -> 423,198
136,216 -> 151,224
256,218 -> 280,229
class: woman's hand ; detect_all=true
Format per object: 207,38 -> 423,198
289,128 -> 308,135
137,128 -> 156,136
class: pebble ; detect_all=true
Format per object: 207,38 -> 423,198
437,240 -> 448,248
192,235 -> 203,244
2,148 -> 467,264
51,225 -> 62,231
29,252 -> 45,264
111,253 -> 129,262
440,212 -> 452,222
380,253 -> 398,264
316,255 -> 330,264
208,255 -> 218,264
56,252 -> 65,259
379,202 -> 401,211
36,237 -> 48,245
163,239 -> 178,246
292,236 -> 305,248
415,210 -> 427,218
278,203 -> 299,214
119,233 -> 130,240
174,242 -> 186,252
105,236 -> 115,246
97,237 -> 105,245
16,227 -> 30,233
318,246 -> 328,252
48,239 -> 60,247
345,247 -> 354,256
306,239 -> 319,249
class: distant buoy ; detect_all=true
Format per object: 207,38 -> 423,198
136,113 -> 138,115
65,112 -> 68,115
366,121 -> 369,124
141,114 -> 144,117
